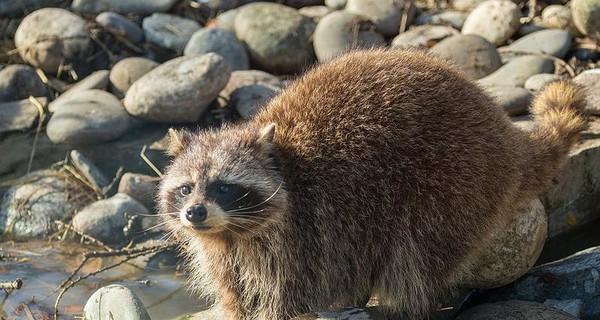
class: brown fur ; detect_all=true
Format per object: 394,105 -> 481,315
158,50 -> 587,319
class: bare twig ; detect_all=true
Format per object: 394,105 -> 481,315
0,278 -> 23,291
26,96 -> 46,174
141,145 -> 163,177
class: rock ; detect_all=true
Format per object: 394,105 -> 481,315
14,8 -> 92,73
457,198 -> 546,288
72,193 -> 148,245
118,173 -> 160,211
518,22 -> 547,37
70,150 -> 109,190
429,35 -> 502,80
83,285 -> 151,320
325,0 -> 346,9
230,85 -> 278,119
109,57 -> 159,99
477,55 -> 554,87
544,299 -> 583,318
486,85 -> 533,116
299,5 -> 333,23
292,307 -> 387,320
130,239 -> 178,270
49,70 -> 110,112
472,246 -> 600,319
47,89 -> 131,145
96,12 -> 143,44
415,11 -> 468,29
391,25 -> 458,50
0,0 -> 63,17
285,0 -> 324,8
209,9 -> 238,32
235,2 -> 316,74
452,0 -> 487,11
220,69 -> 282,100
571,0 -> 600,40
499,29 -> 572,59
0,170 -> 80,240
0,97 -> 46,134
184,28 -> 249,71
71,0 -> 177,15
541,5 -> 574,30
124,53 -> 231,123
143,13 -> 201,52
0,65 -> 46,103
457,301 -> 577,319
573,68 -> 600,115
313,11 -> 385,62
346,0 -> 415,37
461,0 -> 521,46
569,47 -> 600,61
524,73 -> 560,91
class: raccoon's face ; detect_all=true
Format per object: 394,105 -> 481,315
158,124 -> 287,239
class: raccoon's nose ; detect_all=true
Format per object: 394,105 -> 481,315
185,205 -> 207,223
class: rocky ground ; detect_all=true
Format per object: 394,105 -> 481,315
1,0 -> 600,319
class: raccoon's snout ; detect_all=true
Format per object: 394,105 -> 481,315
185,204 -> 208,224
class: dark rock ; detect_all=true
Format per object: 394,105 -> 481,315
429,35 -> 502,80
0,97 -> 46,134
96,12 -> 144,44
457,301 -> 577,319
230,84 -> 278,119
0,0 -> 63,17
142,13 -> 201,51
0,64 -> 46,103
72,0 -> 177,15
118,172 -> 160,211
70,150 -> 110,190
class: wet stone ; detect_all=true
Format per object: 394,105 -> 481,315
14,8 -> 92,73
461,0 -> 521,46
49,70 -> 110,112
477,55 -> 554,87
0,64 -> 46,103
573,68 -> 600,115
0,97 -> 46,134
46,89 -> 131,145
184,28 -> 249,71
391,25 -> 458,50
429,34 -> 502,80
230,85 -> 278,119
71,0 -> 177,15
346,0 -> 414,37
96,12 -> 143,44
83,284 -> 151,320
500,29 -> 572,59
143,13 -> 201,51
524,73 -> 560,91
124,53 -> 231,123
109,57 -> 159,99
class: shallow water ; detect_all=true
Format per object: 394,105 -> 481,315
0,241 -> 207,319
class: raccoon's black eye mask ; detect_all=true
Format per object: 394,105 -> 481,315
206,180 -> 265,212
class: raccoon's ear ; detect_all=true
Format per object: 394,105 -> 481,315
167,128 -> 193,157
259,123 -> 276,144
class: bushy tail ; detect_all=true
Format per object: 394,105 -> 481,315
525,80 -> 588,194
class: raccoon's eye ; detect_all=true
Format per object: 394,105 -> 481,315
180,185 -> 192,196
219,184 -> 230,193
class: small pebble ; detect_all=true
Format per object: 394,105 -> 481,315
143,13 -> 201,51
524,73 -> 560,91
415,11 -> 468,29
221,70 -> 282,99
391,25 -> 458,50
346,0 -> 414,37
109,57 -> 159,99
0,64 -> 46,103
83,285 -> 151,320
500,29 -> 572,58
430,34 -> 502,80
49,70 -> 110,112
0,97 -> 46,134
541,5 -> 573,30
208,9 -> 238,32
118,172 -> 161,211
96,12 -> 143,44
124,53 -> 231,123
230,85 -> 278,119
477,55 -> 554,87
184,28 -> 249,71
71,0 -> 177,15
461,0 -> 521,46
571,0 -> 600,40
70,150 -> 109,189
573,68 -> 600,115
299,6 -> 333,23
487,85 -> 533,116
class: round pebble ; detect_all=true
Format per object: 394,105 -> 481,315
429,34 -> 502,80
487,85 -> 533,116
235,2 -> 316,74
14,8 -> 92,73
96,12 -> 143,44
109,57 -> 159,98
571,0 -> 600,39
517,22 -> 547,37
47,89 -> 131,145
209,9 -> 238,32
299,6 -> 333,23
230,85 -> 278,119
184,28 -> 249,71
391,25 -> 458,50
573,69 -> 600,115
500,29 -> 572,58
142,13 -> 201,51
0,64 -> 46,103
314,11 -> 385,62
83,285 -> 151,320
124,53 -> 231,123
415,11 -> 468,29
325,0 -> 346,9
49,70 -> 110,112
477,55 -> 554,87
462,0 -> 521,46
524,73 -> 561,91
71,0 -> 177,15
118,173 -> 160,211
346,0 -> 414,37
221,69 -> 282,99
542,5 -> 573,30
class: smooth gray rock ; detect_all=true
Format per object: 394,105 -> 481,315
109,57 -> 159,99
524,73 -> 560,91
72,193 -> 148,245
118,173 -> 160,211
235,2 -> 316,74
230,85 -> 278,119
142,13 -> 201,51
220,69 -> 282,100
313,11 -> 385,62
0,170 -> 77,240
184,28 -> 249,71
210,9 -> 238,32
416,11 -> 468,29
391,25 -> 458,50
0,97 -> 46,134
325,0 -> 346,9
0,0 -> 63,17
72,0 -> 177,15
544,299 -> 583,318
571,0 -> 600,39
47,89 -> 131,145
477,55 -> 554,87
462,0 -> 521,46
486,85 -> 533,116
49,70 -> 110,112
573,68 -> 600,115
14,8 -> 92,73
500,29 -> 572,58
299,5 -> 333,23
429,35 -> 502,80
83,285 -> 151,320
457,301 -> 577,319
70,150 -> 109,189
518,22 -> 547,37
346,0 -> 414,37
124,53 -> 231,123
96,12 -> 143,44
0,65 -> 46,103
